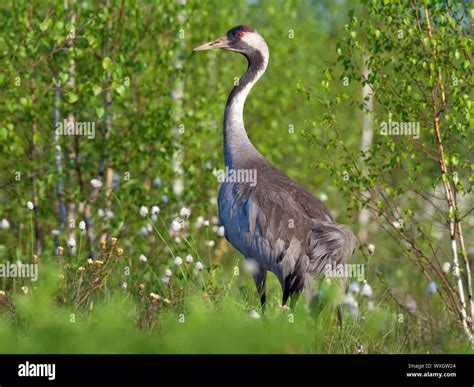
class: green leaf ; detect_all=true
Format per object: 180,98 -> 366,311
102,57 -> 112,70
67,93 -> 79,103
0,127 -> 7,140
96,107 -> 105,118
92,84 -> 102,96
86,35 -> 98,47
116,85 -> 126,96
39,19 -> 52,32
33,131 -> 42,144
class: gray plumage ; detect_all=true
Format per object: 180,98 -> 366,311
195,25 -> 357,309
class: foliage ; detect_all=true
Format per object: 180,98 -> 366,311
309,0 -> 473,343
0,0 -> 472,353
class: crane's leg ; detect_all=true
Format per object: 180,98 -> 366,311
252,266 -> 267,312
289,292 -> 300,309
282,273 -> 308,309
337,306 -> 344,328
282,290 -> 300,309
282,286 -> 290,307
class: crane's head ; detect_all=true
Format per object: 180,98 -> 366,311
193,25 -> 268,60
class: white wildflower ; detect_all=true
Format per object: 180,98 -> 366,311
153,177 -> 162,187
27,201 -> 34,210
342,292 -> 357,306
367,243 -> 375,254
248,310 -> 261,320
196,216 -> 204,228
195,261 -> 204,271
349,302 -> 359,319
0,219 -> 10,229
140,226 -> 148,237
185,254 -> 193,263
174,256 -> 183,266
67,237 -> 76,248
349,281 -> 360,294
171,219 -> 182,232
360,282 -> 373,298
139,254 -> 148,263
243,259 -> 259,274
442,262 -> 451,274
392,219 -> 403,229
151,205 -> 160,215
179,207 -> 191,219
205,240 -> 215,248
139,206 -> 148,217
79,220 -> 86,231
173,180 -> 184,196
164,269 -> 172,277
427,281 -> 437,295
216,226 -> 225,237
90,179 -> 103,188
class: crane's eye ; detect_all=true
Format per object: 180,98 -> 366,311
235,31 -> 244,38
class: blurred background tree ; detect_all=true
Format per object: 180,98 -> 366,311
311,0 -> 472,344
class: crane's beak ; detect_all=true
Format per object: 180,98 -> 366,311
193,35 -> 231,51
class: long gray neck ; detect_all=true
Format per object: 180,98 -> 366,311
223,49 -> 268,168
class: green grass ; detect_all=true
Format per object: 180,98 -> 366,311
0,247 -> 471,354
